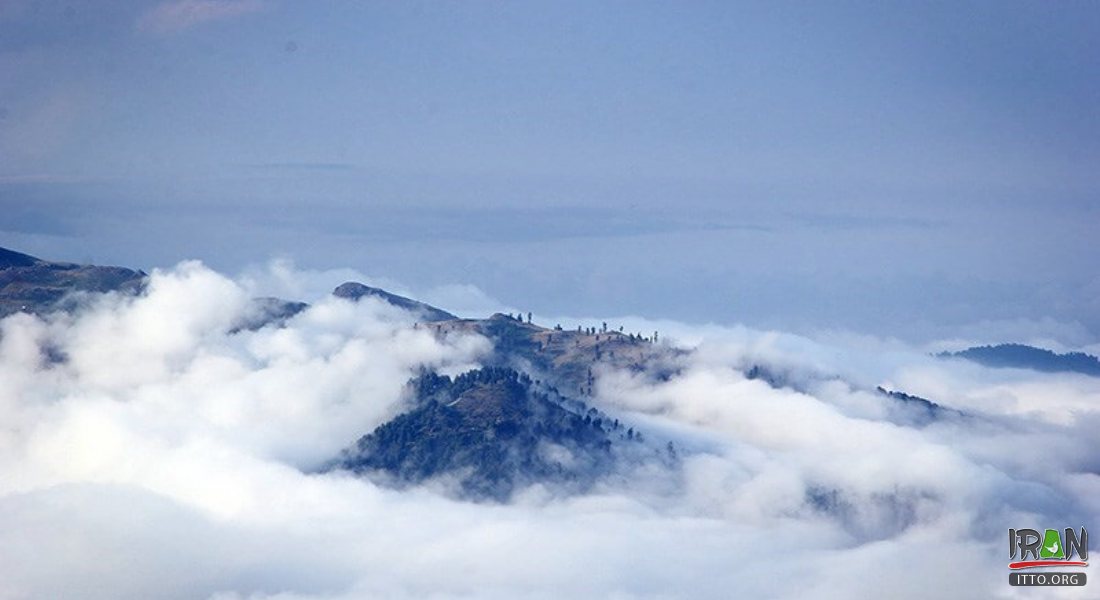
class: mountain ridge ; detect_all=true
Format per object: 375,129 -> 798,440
0,246 -> 146,318
1,246 -> 968,501
333,281 -> 457,322
939,343 -> 1100,377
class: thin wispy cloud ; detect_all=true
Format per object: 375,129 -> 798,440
136,0 -> 264,34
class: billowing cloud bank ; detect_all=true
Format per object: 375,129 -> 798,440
0,262 -> 1096,599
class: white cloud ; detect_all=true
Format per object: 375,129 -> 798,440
136,0 -> 265,35
0,260 -> 1096,598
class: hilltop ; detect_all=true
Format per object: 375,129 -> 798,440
331,367 -> 657,500
0,247 -> 146,318
939,343 -> 1100,377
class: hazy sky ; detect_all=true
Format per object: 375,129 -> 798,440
2,1 -> 1098,342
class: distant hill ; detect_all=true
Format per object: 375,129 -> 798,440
333,281 -> 457,322
0,247 -> 311,329
324,312 -> 684,501
330,366 -> 660,501
426,314 -> 681,398
231,297 -> 309,332
939,343 -> 1100,377
0,247 -> 40,268
0,247 -> 146,318
875,386 -> 951,425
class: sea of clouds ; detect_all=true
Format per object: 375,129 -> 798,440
0,260 -> 1097,599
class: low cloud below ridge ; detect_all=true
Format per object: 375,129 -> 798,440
0,260 -> 1096,599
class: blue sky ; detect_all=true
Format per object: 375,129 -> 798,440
2,1 -> 1098,342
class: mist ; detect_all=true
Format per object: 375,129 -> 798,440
0,260 -> 1096,599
